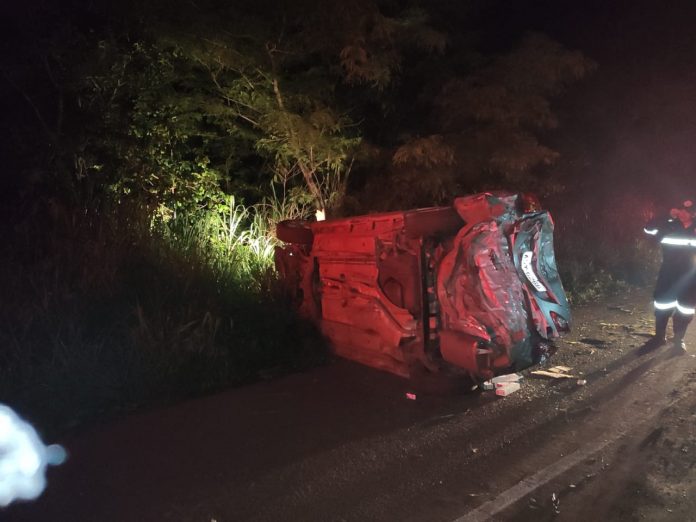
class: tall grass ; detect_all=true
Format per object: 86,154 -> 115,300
160,192 -> 310,287
0,194 -> 323,437
161,197 -> 276,288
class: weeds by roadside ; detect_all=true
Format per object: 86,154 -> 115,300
0,196 -> 324,438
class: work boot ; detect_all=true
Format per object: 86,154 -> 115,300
653,310 -> 671,345
672,312 -> 694,354
651,334 -> 667,346
672,312 -> 693,354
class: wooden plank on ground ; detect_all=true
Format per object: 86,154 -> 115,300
530,370 -> 577,379
548,365 -> 573,373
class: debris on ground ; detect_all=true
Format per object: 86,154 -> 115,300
530,370 -> 575,379
552,492 -> 561,514
550,365 -> 572,373
607,305 -> 633,314
492,373 -> 523,384
481,372 -> 523,392
495,381 -> 521,396
562,339 -> 600,355
531,366 -> 577,379
577,379 -> 587,386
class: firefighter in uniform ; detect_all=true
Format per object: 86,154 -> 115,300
644,200 -> 696,352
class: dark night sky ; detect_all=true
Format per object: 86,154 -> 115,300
422,0 -> 696,207
499,0 -> 696,205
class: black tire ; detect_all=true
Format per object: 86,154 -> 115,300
276,220 -> 314,244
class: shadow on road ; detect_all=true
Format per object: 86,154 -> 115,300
4,359 -> 488,522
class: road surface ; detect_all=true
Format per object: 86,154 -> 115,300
5,287 -> 696,521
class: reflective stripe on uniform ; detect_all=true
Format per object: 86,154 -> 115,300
653,300 -> 696,314
677,302 -> 696,315
654,300 -> 678,310
644,228 -> 658,235
661,236 -> 696,247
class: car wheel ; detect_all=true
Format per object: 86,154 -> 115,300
276,220 -> 314,244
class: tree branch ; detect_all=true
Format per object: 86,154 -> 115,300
266,43 -> 287,112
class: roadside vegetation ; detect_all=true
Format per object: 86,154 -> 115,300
552,189 -> 662,303
0,0 -> 650,436
0,196 -> 324,437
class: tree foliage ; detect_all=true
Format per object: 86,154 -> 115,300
59,0 -> 443,218
1,0 -> 592,219
360,33 -> 595,210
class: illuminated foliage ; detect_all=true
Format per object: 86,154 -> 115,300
63,0 -> 443,220
3,1 -> 592,220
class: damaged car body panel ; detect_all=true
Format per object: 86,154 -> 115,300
275,192 -> 571,381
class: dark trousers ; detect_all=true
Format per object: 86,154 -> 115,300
655,309 -> 693,340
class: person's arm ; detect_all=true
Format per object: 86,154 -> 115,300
0,405 -> 66,507
643,216 -> 662,236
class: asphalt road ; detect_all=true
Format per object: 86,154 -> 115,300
5,287 -> 696,522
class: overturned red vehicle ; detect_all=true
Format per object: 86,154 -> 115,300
275,192 -> 571,381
